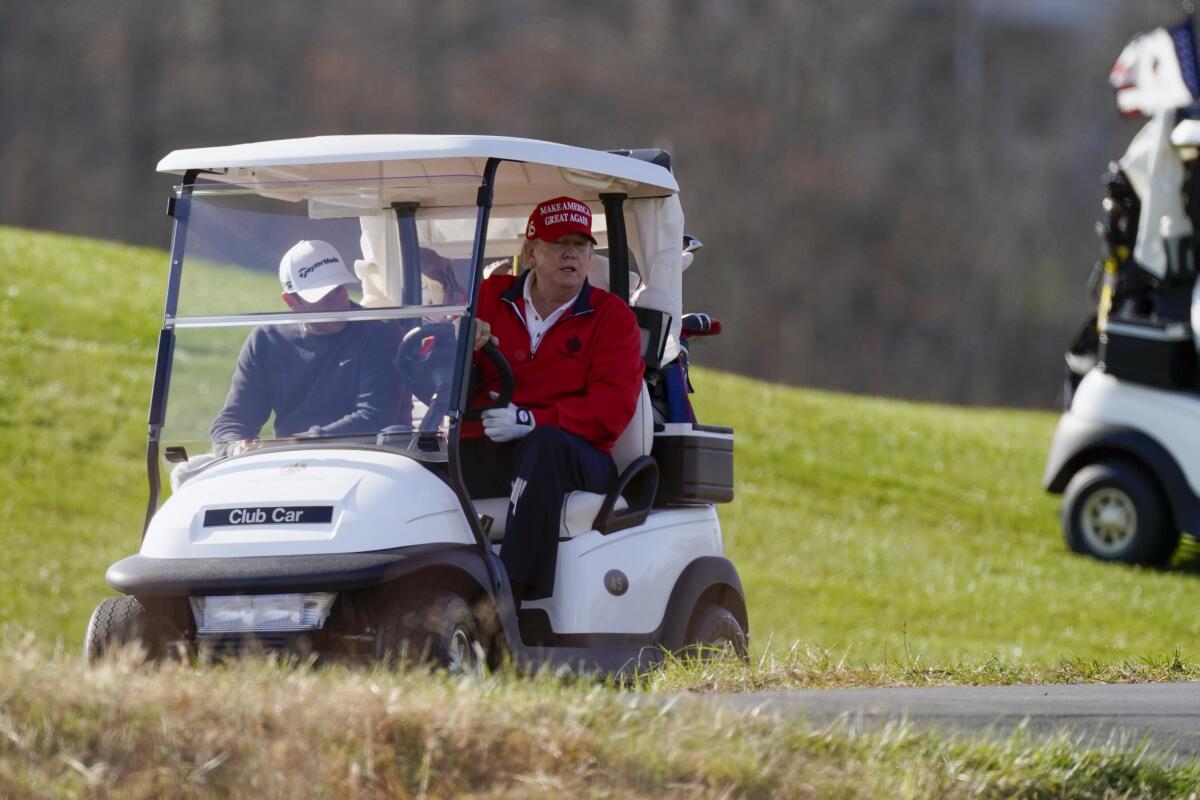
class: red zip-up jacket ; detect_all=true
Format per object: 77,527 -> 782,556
462,272 -> 643,454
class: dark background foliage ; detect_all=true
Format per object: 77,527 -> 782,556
0,0 -> 1189,406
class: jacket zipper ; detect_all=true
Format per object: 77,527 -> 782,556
501,295 -> 594,361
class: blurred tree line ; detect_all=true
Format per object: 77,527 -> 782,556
0,0 -> 1189,406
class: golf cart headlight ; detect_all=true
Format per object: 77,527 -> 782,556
190,592 -> 336,634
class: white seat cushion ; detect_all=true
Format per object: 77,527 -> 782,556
472,493 -> 628,542
586,254 -> 641,296
560,491 -> 628,538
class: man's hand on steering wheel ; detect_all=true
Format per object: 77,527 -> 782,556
473,318 -> 498,351
464,337 -> 514,420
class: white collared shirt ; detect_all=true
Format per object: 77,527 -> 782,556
523,274 -> 579,353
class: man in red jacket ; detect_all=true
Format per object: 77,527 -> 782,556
461,196 -> 643,602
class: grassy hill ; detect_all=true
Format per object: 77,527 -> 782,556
694,375 -> 1200,664
3,225 -> 1200,665
0,228 -> 163,642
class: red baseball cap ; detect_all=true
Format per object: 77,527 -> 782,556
525,196 -> 597,244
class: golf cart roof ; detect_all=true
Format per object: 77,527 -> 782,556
157,134 -> 679,204
159,134 -> 692,366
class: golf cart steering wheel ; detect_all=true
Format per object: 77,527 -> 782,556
463,341 -> 514,421
395,323 -> 513,422
396,323 -> 458,403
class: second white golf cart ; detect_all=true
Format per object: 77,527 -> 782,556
1045,19 -> 1200,567
84,135 -> 746,673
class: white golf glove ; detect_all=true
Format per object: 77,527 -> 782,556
481,402 -> 535,442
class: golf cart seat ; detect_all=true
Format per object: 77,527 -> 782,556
587,253 -> 641,296
474,382 -> 657,542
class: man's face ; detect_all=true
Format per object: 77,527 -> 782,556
528,233 -> 592,297
282,284 -> 351,335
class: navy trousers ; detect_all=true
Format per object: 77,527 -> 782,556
461,426 -> 616,599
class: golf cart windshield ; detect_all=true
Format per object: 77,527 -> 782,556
161,178 -> 483,465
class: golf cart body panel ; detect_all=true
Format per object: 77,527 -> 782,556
1046,371 -> 1200,534
141,448 -> 474,559
87,134 -> 745,670
106,543 -> 488,597
516,554 -> 746,655
527,505 -> 722,634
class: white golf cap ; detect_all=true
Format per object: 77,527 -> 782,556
279,240 -> 358,302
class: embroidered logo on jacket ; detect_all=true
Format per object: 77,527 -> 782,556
558,335 -> 583,360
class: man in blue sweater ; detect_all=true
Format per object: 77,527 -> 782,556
210,240 -> 402,455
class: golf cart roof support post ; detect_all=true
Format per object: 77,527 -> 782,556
144,168 -> 199,539
142,330 -> 175,540
600,193 -> 630,302
162,169 -> 199,321
448,158 -> 538,661
391,202 -> 423,307
449,157 -> 503,568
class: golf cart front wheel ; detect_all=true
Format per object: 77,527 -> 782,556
682,602 -> 748,662
1062,460 -> 1179,566
373,591 -> 483,673
83,596 -> 149,663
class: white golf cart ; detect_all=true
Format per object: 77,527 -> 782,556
84,135 -> 746,673
1045,20 -> 1200,565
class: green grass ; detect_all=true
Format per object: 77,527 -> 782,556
689,370 -> 1200,664
0,228 -> 163,641
644,645 -> 1200,693
3,224 -> 1200,669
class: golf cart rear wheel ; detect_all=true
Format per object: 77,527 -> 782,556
373,591 -> 482,673
1062,460 -> 1179,566
682,602 -> 748,662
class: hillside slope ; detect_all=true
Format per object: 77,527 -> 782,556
0,228 -> 163,641
2,227 -> 1198,662
692,370 -> 1200,662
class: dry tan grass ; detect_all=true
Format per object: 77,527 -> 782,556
0,636 -> 832,798
2,635 -> 1199,799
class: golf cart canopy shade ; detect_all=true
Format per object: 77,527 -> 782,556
160,135 -> 690,364
157,134 -> 679,204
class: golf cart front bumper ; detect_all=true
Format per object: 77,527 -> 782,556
106,543 -> 487,596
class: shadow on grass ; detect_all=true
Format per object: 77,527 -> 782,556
1062,533 -> 1200,577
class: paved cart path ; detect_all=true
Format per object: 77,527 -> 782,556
694,682 -> 1200,762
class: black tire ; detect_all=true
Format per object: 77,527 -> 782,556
373,591 -> 482,673
83,596 -> 149,663
682,602 -> 748,662
1062,460 -> 1179,566
83,596 -> 188,663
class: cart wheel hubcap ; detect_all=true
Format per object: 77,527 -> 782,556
447,627 -> 476,673
1080,488 -> 1138,555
